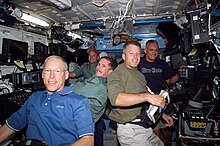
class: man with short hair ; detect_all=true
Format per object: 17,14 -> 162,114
139,40 -> 178,94
71,56 -> 117,123
69,48 -> 99,80
139,39 -> 178,146
0,55 -> 94,146
107,41 -> 172,146
71,56 -> 117,146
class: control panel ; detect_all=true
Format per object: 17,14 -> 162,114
7,91 -> 32,106
0,90 -> 32,122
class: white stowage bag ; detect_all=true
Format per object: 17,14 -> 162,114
145,86 -> 170,123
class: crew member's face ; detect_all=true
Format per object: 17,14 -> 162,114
144,42 -> 159,62
88,51 -> 99,64
122,44 -> 141,69
42,58 -> 69,95
95,58 -> 112,77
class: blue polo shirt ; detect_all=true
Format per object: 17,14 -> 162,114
6,86 -> 94,146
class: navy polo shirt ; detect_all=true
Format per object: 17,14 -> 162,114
139,58 -> 175,94
6,86 -> 94,146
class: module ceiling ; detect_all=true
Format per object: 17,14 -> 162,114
9,0 -> 192,35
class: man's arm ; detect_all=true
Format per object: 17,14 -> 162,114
69,71 -> 77,78
165,74 -> 178,85
0,124 -> 15,144
162,113 -> 174,127
69,135 -> 94,146
115,92 -> 166,108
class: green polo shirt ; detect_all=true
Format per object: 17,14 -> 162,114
71,75 -> 107,123
74,61 -> 98,79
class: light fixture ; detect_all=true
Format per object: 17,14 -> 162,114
49,0 -> 71,10
67,31 -> 81,40
21,13 -> 49,27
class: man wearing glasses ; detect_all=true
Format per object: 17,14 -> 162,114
0,55 -> 94,146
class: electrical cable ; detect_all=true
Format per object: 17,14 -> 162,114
211,40 -> 220,54
110,0 -> 134,30
92,0 -> 111,7
0,82 -> 13,93
205,105 -> 215,118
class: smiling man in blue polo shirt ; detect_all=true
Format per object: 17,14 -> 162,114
0,55 -> 94,146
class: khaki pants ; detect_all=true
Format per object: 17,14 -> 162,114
117,123 -> 164,146
153,120 -> 166,131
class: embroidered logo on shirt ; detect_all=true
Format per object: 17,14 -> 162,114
56,105 -> 65,109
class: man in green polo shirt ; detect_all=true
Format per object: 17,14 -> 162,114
70,56 -> 117,146
69,48 -> 99,80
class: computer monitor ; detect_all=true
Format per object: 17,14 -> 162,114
0,38 -> 28,65
49,43 -> 68,60
31,42 -> 49,63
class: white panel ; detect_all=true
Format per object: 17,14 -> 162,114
0,24 -> 48,57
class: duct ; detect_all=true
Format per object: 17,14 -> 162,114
79,23 -> 105,29
134,19 -> 174,24
77,18 -> 174,29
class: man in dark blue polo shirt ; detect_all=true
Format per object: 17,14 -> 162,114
139,40 -> 178,146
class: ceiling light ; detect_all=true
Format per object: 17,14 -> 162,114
21,13 -> 49,27
49,0 -> 71,10
67,32 -> 81,39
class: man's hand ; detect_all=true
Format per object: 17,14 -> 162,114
146,94 -> 166,108
69,71 -> 76,78
162,113 -> 174,127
